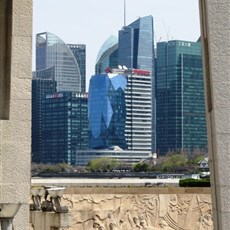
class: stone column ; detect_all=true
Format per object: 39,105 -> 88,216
0,0 -> 32,229
199,0 -> 230,229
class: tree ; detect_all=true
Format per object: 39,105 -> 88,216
86,158 -> 120,172
132,162 -> 150,172
159,151 -> 187,173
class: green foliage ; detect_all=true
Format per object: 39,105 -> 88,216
132,162 -> 149,172
86,157 -> 120,172
31,162 -> 71,174
153,149 -> 208,174
159,152 -> 187,173
179,178 -> 210,187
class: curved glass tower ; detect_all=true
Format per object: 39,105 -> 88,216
95,35 -> 118,74
36,32 -> 81,92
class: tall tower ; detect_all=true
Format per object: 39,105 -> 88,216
118,15 -> 154,72
88,72 -> 127,149
36,32 -> 82,92
32,32 -> 86,163
68,44 -> 86,92
156,40 -> 207,155
88,68 -> 152,152
41,92 -> 89,165
118,15 -> 155,152
32,67 -> 56,162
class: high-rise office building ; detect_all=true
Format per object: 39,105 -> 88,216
124,69 -> 152,151
68,44 -> 86,92
41,92 -> 88,164
32,67 -> 56,162
32,32 -> 87,163
36,32 -> 82,92
118,15 -> 154,72
156,40 -> 207,155
88,72 -> 127,149
118,15 -> 156,152
88,68 -> 152,152
95,35 -> 118,74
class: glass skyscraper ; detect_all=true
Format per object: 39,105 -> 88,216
118,15 -> 155,152
68,44 -> 86,92
32,32 -> 87,163
32,67 -> 56,162
88,73 -> 127,149
95,35 -> 118,74
88,68 -> 152,152
41,92 -> 88,164
118,15 -> 154,72
36,32 -> 82,92
156,40 -> 207,155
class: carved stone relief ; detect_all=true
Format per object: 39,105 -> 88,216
62,194 -> 213,230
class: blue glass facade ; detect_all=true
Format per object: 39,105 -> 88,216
41,92 -> 89,164
32,67 -> 56,162
88,73 -> 127,149
36,32 -> 82,92
118,16 -> 154,72
156,40 -> 207,155
88,69 -> 152,152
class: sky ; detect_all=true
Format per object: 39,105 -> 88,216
33,0 -> 201,90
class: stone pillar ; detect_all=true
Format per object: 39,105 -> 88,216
0,0 -> 32,229
199,0 -> 230,229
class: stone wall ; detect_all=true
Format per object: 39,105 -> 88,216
199,0 -> 230,228
0,0 -> 32,228
59,187 -> 213,230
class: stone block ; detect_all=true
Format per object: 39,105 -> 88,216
11,36 -> 32,66
12,14 -> 33,37
9,99 -> 31,121
207,2 -> 230,30
13,0 -> 32,18
1,141 -> 30,184
2,120 -> 30,142
10,78 -> 31,100
208,29 -> 230,57
210,55 -> 230,83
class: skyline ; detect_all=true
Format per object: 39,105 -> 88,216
33,0 -> 201,90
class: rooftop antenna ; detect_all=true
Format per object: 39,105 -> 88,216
124,0 -> 126,27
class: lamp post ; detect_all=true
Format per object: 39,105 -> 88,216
0,203 -> 21,230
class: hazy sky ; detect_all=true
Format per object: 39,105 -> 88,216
33,0 -> 201,90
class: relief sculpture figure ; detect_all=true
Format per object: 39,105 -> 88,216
62,193 -> 213,230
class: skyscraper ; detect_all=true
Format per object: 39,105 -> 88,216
124,69 -> 152,151
118,15 -> 155,152
32,32 -> 87,163
88,68 -> 152,152
88,72 -> 127,149
156,40 -> 207,155
68,44 -> 86,92
32,67 -> 56,162
41,92 -> 88,164
36,32 -> 82,92
95,35 -> 118,74
118,15 -> 154,72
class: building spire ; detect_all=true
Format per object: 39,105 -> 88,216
124,0 -> 126,27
